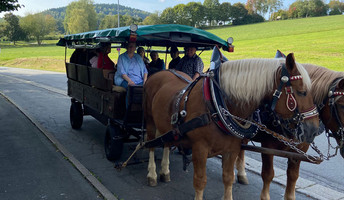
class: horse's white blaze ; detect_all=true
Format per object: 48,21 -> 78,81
160,147 -> 170,176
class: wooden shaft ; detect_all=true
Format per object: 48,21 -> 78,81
241,144 -> 322,164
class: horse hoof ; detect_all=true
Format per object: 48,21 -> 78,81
237,175 -> 249,185
148,177 -> 157,186
160,173 -> 171,182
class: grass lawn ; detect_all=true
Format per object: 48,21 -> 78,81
0,15 -> 343,72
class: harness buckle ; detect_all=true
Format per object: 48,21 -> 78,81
273,89 -> 282,98
171,113 -> 179,125
285,86 -> 293,94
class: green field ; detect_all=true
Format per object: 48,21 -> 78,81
0,15 -> 343,72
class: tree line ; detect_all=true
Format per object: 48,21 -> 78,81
1,0 -> 343,45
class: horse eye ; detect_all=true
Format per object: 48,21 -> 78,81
296,91 -> 307,96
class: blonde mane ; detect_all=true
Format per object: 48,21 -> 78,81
220,58 -> 311,107
303,64 -> 344,105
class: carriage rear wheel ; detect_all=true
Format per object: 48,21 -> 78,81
70,100 -> 83,129
104,124 -> 123,161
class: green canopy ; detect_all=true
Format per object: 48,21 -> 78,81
57,24 -> 231,51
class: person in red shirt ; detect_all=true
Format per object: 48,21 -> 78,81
97,43 -> 115,70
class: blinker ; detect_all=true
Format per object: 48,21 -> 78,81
281,76 -> 289,83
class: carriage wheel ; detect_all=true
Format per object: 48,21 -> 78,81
104,125 -> 123,161
70,100 -> 83,129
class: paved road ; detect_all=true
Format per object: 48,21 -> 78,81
0,94 -> 101,200
1,67 -> 342,200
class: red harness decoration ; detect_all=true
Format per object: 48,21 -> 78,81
285,86 -> 297,111
285,75 -> 303,112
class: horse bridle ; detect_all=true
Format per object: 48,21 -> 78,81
268,64 -> 318,141
318,78 -> 344,144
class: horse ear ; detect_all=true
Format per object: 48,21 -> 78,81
337,79 -> 344,89
285,53 -> 297,73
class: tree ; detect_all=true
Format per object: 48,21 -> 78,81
3,13 -> 26,45
271,9 -> 289,20
219,2 -> 232,25
246,0 -> 282,17
328,0 -> 344,15
142,12 -> 160,25
0,0 -> 22,12
64,0 -> 97,34
99,14 -> 118,29
173,4 -> 189,25
232,3 -> 249,22
288,0 -> 327,18
160,7 -> 175,24
20,13 -> 56,45
185,2 -> 205,27
203,0 -> 220,26
266,0 -> 283,18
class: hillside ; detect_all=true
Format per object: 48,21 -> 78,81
40,3 -> 151,33
206,15 -> 344,71
42,3 -> 151,22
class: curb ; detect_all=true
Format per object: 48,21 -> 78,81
0,91 -> 117,200
245,156 -> 344,200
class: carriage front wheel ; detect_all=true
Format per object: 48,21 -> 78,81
70,100 -> 83,129
104,124 -> 123,161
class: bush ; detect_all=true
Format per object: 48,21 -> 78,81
232,13 -> 265,25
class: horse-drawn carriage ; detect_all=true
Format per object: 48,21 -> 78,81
56,24 -> 234,161
57,24 -> 344,200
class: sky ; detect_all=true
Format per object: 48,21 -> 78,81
0,0 -> 298,18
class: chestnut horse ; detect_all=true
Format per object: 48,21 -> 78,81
236,63 -> 344,200
143,54 -> 319,200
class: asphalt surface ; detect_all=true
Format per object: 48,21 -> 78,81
2,66 -> 342,200
0,94 -> 102,200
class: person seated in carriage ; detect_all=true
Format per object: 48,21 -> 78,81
114,41 -> 148,89
97,43 -> 115,70
147,51 -> 165,76
137,47 -> 150,67
168,46 -> 181,70
175,46 -> 204,80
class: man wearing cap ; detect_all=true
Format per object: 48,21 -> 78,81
168,46 -> 181,70
175,46 -> 204,80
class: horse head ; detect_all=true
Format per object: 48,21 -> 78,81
219,54 -> 319,142
319,78 -> 344,158
268,53 -> 319,143
301,63 -> 344,159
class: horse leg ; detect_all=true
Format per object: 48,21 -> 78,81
284,159 -> 301,200
236,139 -> 249,184
159,145 -> 171,182
146,120 -> 158,186
260,153 -> 274,200
222,152 -> 238,200
147,148 -> 157,186
192,143 -> 208,200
